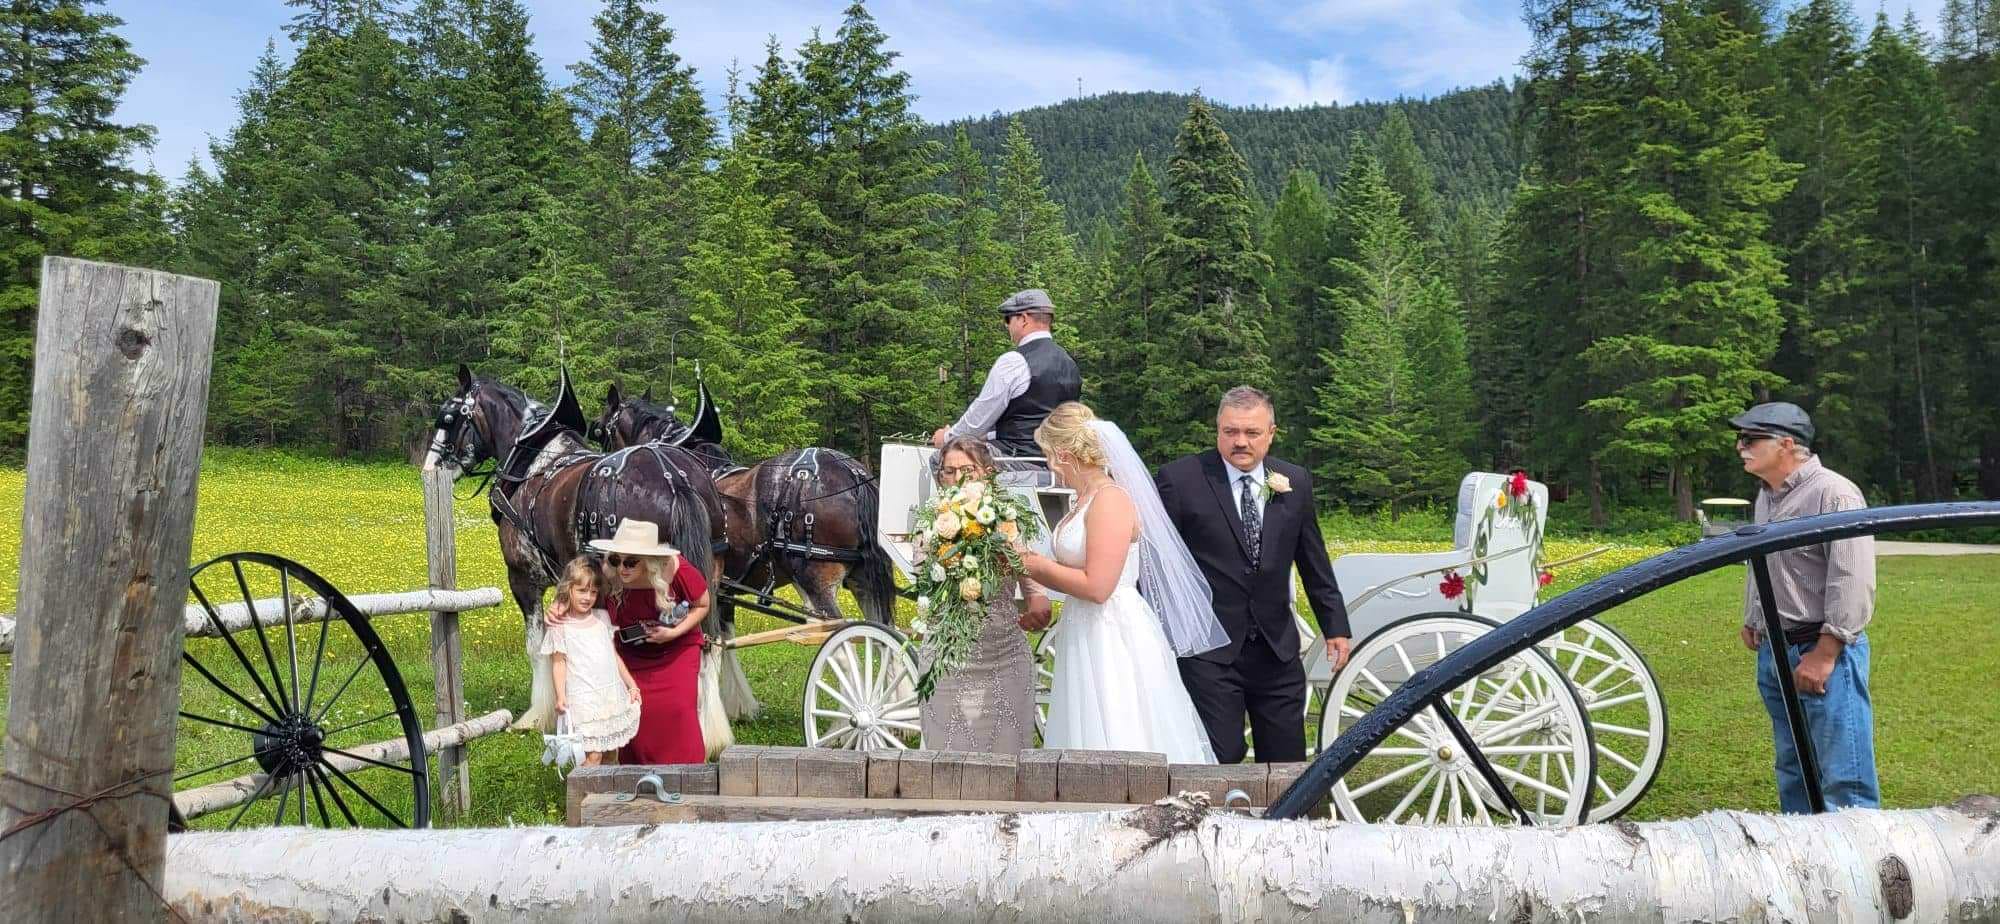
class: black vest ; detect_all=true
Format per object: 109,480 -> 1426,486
993,337 -> 1082,454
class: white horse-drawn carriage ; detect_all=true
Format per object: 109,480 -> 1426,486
796,441 -> 1667,825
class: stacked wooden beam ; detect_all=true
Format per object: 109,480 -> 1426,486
571,746 -> 1318,826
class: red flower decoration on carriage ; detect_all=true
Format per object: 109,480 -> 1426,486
1510,470 -> 1530,499
1439,571 -> 1466,600
1539,570 -> 1555,587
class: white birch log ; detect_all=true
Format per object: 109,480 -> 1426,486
172,709 -> 514,820
0,587 -> 502,655
162,796 -> 2000,922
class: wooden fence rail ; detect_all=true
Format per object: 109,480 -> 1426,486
0,586 -> 504,655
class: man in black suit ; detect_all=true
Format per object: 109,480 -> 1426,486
1155,386 -> 1351,763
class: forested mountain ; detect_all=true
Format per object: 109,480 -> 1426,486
936,86 -> 1522,230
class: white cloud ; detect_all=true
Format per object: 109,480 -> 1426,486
1232,57 -> 1357,108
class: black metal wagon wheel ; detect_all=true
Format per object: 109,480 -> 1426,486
169,553 -> 429,831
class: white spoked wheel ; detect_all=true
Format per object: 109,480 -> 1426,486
801,622 -> 921,750
1032,629 -> 1056,745
1316,613 -> 1597,826
1536,618 -> 1667,821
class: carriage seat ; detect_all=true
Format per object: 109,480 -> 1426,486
1303,472 -> 1550,688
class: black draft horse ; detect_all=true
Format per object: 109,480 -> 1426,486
592,381 -> 899,628
422,364 -> 742,730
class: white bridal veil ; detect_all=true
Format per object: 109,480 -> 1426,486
1088,419 -> 1230,657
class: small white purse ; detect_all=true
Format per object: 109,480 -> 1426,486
540,713 -> 587,777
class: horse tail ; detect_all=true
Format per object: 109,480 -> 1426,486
665,487 -> 716,581
837,454 -> 900,626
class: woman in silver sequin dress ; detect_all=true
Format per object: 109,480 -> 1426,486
918,437 -> 1046,753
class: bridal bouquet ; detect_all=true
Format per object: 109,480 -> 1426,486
907,475 -> 1042,700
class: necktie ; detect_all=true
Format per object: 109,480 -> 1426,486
1239,473 -> 1262,567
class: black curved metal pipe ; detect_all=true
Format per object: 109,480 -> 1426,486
1267,501 -> 2000,821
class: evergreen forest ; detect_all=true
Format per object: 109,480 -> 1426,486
6,0 -> 1999,521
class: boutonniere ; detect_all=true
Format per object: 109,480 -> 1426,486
1262,472 -> 1291,502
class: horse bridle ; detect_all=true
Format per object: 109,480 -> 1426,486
430,393 -> 493,475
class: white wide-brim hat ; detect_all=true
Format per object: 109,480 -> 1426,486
587,519 -> 681,558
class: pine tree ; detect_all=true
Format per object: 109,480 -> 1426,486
491,189 -> 618,398
1089,152 -> 1167,431
676,146 -> 820,458
1846,15 -> 1972,499
566,0 -> 713,359
1309,151 -> 1472,512
1767,0 -> 1873,469
1941,0 -> 1999,61
993,118 -> 1083,325
1373,108 -> 1444,246
1141,97 -> 1276,460
172,44 -> 298,446
937,128 -> 1011,405
1965,66 -> 2000,497
1261,167 -> 1337,463
248,13 -> 420,454
0,0 -> 162,451
1580,0 -> 1793,520
1503,0 -> 1651,523
789,2 -> 949,453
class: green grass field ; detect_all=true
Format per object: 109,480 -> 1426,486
1,449 -> 1995,828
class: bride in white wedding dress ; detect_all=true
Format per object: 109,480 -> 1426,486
1014,402 -> 1225,763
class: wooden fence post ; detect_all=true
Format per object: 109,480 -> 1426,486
424,466 -> 470,818
0,258 -> 218,921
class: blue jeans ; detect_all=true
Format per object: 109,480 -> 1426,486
1755,633 -> 1879,813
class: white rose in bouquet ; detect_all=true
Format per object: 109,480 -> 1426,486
911,618 -> 930,637
973,502 -> 996,525
959,480 -> 986,504
929,562 -> 947,583
933,509 -> 962,541
916,595 -> 930,616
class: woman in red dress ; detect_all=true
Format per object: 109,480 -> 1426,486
591,519 -> 713,764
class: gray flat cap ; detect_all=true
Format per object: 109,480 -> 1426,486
1730,401 -> 1814,446
998,289 -> 1055,316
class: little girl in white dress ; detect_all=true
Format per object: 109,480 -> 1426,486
543,557 -> 642,765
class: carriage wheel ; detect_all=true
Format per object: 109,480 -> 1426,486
1032,630 -> 1056,745
1536,618 -> 1667,822
172,553 -> 429,831
1315,613 -> 1596,826
801,622 -> 922,750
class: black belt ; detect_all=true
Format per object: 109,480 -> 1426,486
1782,621 -> 1827,646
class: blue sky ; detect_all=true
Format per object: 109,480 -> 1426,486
107,0 -> 1947,178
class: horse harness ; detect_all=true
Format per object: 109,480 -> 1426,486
735,448 -> 868,599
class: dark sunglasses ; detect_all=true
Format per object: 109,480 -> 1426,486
1734,432 -> 1778,446
607,555 -> 649,568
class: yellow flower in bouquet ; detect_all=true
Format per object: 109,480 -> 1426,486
908,472 -> 1044,700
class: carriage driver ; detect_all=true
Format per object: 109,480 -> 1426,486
929,288 -> 1083,463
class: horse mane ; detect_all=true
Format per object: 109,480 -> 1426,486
625,395 -> 732,467
475,378 -> 538,420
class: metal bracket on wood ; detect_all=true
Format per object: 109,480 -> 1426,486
616,773 -> 684,805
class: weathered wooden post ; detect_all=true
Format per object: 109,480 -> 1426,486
0,258 -> 219,920
424,466 -> 470,817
